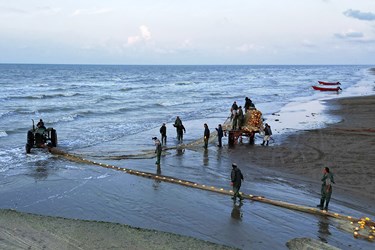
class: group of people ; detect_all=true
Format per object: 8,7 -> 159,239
230,97 -> 256,131
153,97 -> 274,164
151,99 -> 335,209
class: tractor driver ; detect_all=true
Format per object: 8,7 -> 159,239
37,119 -> 46,129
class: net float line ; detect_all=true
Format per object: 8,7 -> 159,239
48,147 -> 375,240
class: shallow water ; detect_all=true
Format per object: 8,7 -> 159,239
1,64 -> 375,249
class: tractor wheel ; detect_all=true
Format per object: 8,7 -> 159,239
26,143 -> 31,154
51,129 -> 57,147
27,131 -> 34,146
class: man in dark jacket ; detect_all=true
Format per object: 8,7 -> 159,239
173,116 -> 186,142
159,123 -> 167,145
216,124 -> 224,147
231,163 -> 244,201
203,123 -> 210,149
261,123 -> 272,146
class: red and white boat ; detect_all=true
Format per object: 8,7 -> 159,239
312,86 -> 342,91
318,81 -> 341,85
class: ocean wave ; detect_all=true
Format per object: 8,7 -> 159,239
119,87 -> 135,92
174,81 -> 195,86
49,113 -> 79,123
157,99 -> 204,107
0,131 -> 8,137
0,111 -> 11,118
9,92 -> 83,100
37,106 -> 74,113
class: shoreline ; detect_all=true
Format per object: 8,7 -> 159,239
0,94 -> 374,249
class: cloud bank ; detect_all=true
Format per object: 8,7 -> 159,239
334,30 -> 364,39
126,25 -> 152,46
343,9 -> 375,21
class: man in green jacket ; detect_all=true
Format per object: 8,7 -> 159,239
153,137 -> 162,165
317,167 -> 335,211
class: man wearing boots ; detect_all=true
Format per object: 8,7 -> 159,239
159,123 -> 167,145
231,163 -> 244,202
317,167 -> 335,210
153,137 -> 162,165
261,123 -> 272,146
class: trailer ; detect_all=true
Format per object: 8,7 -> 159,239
223,108 -> 263,146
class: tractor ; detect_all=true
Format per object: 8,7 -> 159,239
26,119 -> 57,153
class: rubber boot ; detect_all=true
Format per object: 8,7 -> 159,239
261,141 -> 265,146
324,201 -> 329,211
317,199 -> 324,209
266,140 -> 269,146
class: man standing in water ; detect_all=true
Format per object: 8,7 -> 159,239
204,123 -> 210,149
173,116 -> 186,142
159,123 -> 167,145
317,167 -> 335,210
153,137 -> 162,165
231,163 -> 244,202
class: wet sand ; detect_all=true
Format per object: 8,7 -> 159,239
1,95 -> 374,249
228,95 -> 375,212
0,209 -> 235,250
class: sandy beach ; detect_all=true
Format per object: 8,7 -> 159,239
0,209 -> 235,250
1,95 -> 374,249
228,95 -> 375,210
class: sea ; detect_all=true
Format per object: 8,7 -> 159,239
0,64 -> 374,248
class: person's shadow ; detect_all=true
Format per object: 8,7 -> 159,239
317,218 -> 331,243
231,202 -> 243,221
152,165 -> 162,190
203,149 -> 209,166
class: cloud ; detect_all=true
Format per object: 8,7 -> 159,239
343,9 -> 375,21
334,30 -> 364,39
236,43 -> 256,52
301,40 -> 316,48
125,25 -> 152,46
140,25 -> 151,40
334,29 -> 375,44
0,7 -> 28,15
72,8 -> 112,16
127,36 -> 141,45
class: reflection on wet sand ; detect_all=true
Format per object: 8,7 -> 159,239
203,149 -> 209,166
153,165 -> 162,190
318,217 -> 331,243
231,202 -> 243,221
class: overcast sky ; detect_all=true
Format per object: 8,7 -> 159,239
0,0 -> 374,64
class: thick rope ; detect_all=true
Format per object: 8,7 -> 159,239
49,147 -> 374,241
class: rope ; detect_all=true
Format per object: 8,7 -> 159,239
48,147 -> 374,241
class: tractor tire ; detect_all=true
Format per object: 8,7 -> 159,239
26,143 -> 31,154
51,129 -> 57,147
27,131 -> 34,146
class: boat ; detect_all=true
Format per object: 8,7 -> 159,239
312,86 -> 342,91
318,81 -> 341,85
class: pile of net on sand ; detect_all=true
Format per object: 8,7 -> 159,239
223,108 -> 263,133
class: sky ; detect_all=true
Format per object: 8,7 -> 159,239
0,0 -> 374,65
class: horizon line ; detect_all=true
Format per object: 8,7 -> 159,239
1,62 -> 374,67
